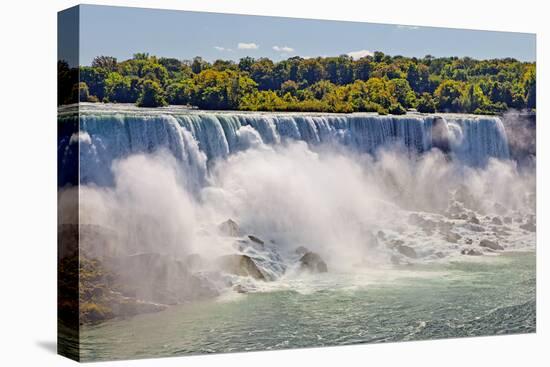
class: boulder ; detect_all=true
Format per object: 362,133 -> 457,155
233,284 -> 248,294
446,202 -> 465,218
469,216 -> 480,225
218,219 -> 240,237
408,214 -> 436,231
299,252 -> 328,273
396,244 -> 417,259
464,238 -> 473,245
77,254 -> 171,324
491,226 -> 510,236
479,239 -> 504,251
217,254 -> 266,280
248,235 -> 265,245
465,223 -> 485,232
491,217 -> 503,225
235,241 -> 286,280
387,239 -> 405,249
444,231 -> 462,243
461,248 -> 482,256
520,222 -> 536,232
295,246 -> 309,255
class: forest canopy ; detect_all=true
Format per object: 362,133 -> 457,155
58,52 -> 536,115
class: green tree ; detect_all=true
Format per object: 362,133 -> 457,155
388,103 -> 407,115
104,72 -> 139,103
166,80 -> 193,105
308,80 -> 336,100
280,80 -> 299,96
434,80 -> 465,112
416,93 -> 436,113
364,77 -> 393,109
192,69 -> 257,109
78,82 -> 90,102
158,57 -> 183,76
297,58 -> 326,86
322,55 -> 353,85
58,60 -> 78,105
66,51 -> 535,114
353,57 -> 372,81
238,57 -> 255,73
407,63 -> 431,93
461,83 -> 489,113
523,66 -> 536,109
212,59 -> 238,72
91,56 -> 117,71
388,78 -> 416,108
250,58 -> 276,90
137,79 -> 167,107
191,56 -> 211,74
142,62 -> 169,85
80,66 -> 108,101
133,52 -> 150,60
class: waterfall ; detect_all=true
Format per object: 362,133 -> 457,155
59,107 -> 511,187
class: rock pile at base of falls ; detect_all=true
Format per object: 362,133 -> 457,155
66,253 -> 173,325
61,224 -> 220,324
298,250 -> 328,273
396,244 -> 417,259
105,253 -> 219,305
216,254 -> 266,280
215,219 -> 287,283
461,248 -> 483,256
479,239 -> 504,251
385,238 -> 418,260
491,217 -> 503,225
519,217 -> 536,232
444,231 -> 462,243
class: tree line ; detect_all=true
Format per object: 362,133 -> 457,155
58,52 -> 536,114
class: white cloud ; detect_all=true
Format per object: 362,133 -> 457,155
396,25 -> 420,30
272,45 -> 295,53
238,42 -> 259,50
214,46 -> 232,52
346,49 -> 374,60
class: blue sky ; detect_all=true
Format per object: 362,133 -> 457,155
77,4 -> 536,66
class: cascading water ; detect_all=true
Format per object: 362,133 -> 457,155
60,105 -> 510,188
61,105 -> 535,358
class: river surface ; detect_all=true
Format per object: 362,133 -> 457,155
80,251 -> 535,362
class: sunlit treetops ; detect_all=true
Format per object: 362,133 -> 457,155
58,52 -> 535,114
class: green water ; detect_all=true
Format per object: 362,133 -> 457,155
79,252 -> 535,361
